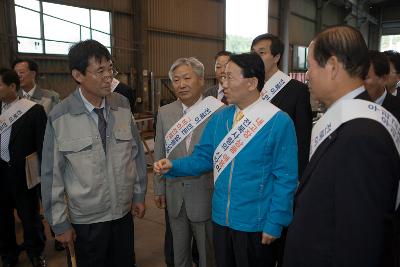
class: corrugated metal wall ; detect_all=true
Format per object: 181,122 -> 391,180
146,0 -> 225,79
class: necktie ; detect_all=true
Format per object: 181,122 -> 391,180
183,109 -> 192,152
94,108 -> 106,152
24,93 -> 31,100
232,110 -> 244,127
221,95 -> 228,105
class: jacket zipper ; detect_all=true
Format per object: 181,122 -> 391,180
225,159 -> 235,225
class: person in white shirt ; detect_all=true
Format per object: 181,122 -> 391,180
204,51 -> 232,104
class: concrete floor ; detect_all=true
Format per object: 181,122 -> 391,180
3,170 -> 170,267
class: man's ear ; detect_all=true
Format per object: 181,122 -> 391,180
326,56 -> 339,80
72,69 -> 84,84
273,54 -> 281,65
247,77 -> 258,92
199,76 -> 205,87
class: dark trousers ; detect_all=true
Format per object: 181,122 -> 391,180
164,209 -> 199,267
0,160 -> 45,264
72,213 -> 134,267
213,222 -> 275,267
271,228 -> 287,267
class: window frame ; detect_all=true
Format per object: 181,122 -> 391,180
14,0 -> 112,56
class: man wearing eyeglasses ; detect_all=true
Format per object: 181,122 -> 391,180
41,40 -> 147,267
154,53 -> 298,267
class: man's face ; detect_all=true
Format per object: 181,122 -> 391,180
305,42 -> 332,103
172,64 -> 204,104
0,76 -> 14,101
364,65 -> 386,99
14,61 -> 35,90
222,62 -> 252,105
385,62 -> 399,90
215,55 -> 230,84
73,57 -> 113,99
252,39 -> 279,73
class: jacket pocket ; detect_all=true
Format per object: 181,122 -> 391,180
59,137 -> 108,215
112,128 -> 137,195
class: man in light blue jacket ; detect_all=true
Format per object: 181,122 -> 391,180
154,53 -> 298,267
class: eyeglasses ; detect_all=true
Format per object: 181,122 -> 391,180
86,68 -> 118,80
221,73 -> 246,83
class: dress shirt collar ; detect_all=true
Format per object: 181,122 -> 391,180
374,89 -> 387,105
182,96 -> 203,114
79,88 -> 105,113
22,85 -> 36,98
235,97 -> 262,114
217,84 -> 224,100
329,86 -> 365,110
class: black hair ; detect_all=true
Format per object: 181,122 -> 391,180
68,39 -> 111,75
251,33 -> 284,58
12,58 -> 39,74
229,53 -> 265,91
368,50 -> 389,77
0,68 -> 20,90
214,50 -> 232,61
313,25 -> 369,79
383,50 -> 400,74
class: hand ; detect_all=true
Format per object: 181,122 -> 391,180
154,195 -> 166,209
153,159 -> 172,175
55,228 -> 76,249
261,232 -> 277,245
132,202 -> 146,218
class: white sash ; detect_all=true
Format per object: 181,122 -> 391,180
0,99 -> 36,135
260,70 -> 292,102
310,99 -> 400,159
310,99 -> 400,208
213,101 -> 280,183
165,96 -> 224,157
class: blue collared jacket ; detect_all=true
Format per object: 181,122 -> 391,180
167,104 -> 298,237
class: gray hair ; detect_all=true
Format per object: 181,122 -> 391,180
168,57 -> 204,81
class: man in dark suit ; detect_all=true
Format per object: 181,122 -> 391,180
112,78 -> 136,114
204,51 -> 231,104
251,34 -> 312,177
284,25 -> 400,267
0,68 -> 47,267
384,50 -> 400,98
365,50 -> 400,121
12,58 -> 60,114
251,33 -> 312,267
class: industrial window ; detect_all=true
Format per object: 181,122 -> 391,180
293,45 -> 308,71
226,0 -> 269,53
14,0 -> 111,55
380,35 -> 400,52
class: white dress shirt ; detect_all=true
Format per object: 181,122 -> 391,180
217,84 -> 224,100
22,85 -> 36,99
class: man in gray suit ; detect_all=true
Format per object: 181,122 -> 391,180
154,57 -> 216,267
13,58 -> 60,114
204,51 -> 231,103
